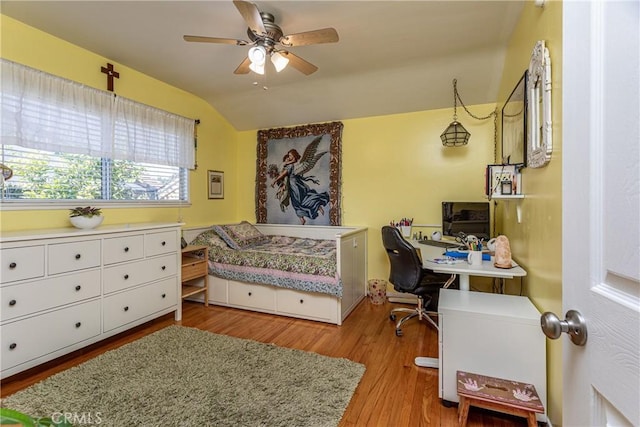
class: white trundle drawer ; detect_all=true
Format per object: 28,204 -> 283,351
0,246 -> 45,284
48,240 -> 101,275
1,299 -> 101,372
228,281 -> 275,311
1,270 -> 101,322
277,288 -> 337,321
209,276 -> 228,304
103,254 -> 177,294
102,277 -> 177,332
145,230 -> 178,257
103,234 -> 144,265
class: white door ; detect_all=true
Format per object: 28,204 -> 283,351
562,1 -> 639,426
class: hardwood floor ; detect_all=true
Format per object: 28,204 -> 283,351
1,300 -> 528,426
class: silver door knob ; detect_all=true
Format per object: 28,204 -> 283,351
540,310 -> 587,346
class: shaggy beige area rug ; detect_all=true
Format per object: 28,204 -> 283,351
2,325 -> 365,426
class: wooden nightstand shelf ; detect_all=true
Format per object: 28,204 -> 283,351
181,245 -> 209,306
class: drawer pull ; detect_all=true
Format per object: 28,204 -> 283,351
75,285 -> 82,291
162,293 -> 166,298
9,299 -> 17,306
248,292 -> 252,297
75,322 -> 82,328
162,241 -> 166,246
300,299 -> 304,304
124,274 -> 129,280
161,265 -> 166,271
124,247 -> 129,252
75,254 -> 81,260
124,306 -> 129,312
9,262 -> 17,269
9,343 -> 17,350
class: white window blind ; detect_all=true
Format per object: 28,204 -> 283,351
1,59 -> 195,169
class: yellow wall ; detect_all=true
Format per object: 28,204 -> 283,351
237,107 -> 497,281
0,15 -> 238,231
496,1 -> 563,424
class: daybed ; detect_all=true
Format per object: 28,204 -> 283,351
182,222 -> 368,325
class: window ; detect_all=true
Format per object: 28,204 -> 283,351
1,145 -> 187,202
0,59 -> 194,206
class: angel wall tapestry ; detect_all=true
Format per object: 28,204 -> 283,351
256,122 -> 343,226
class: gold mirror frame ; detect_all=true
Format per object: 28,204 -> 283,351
527,40 -> 553,168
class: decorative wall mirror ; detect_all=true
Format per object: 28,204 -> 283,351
527,40 -> 553,168
502,71 -> 527,166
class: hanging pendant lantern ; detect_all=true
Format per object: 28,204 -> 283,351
441,79 -> 471,147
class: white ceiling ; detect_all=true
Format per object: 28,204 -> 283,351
1,1 -> 524,131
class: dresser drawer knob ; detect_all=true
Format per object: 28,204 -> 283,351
124,274 -> 129,280
9,262 -> 16,269
162,293 -> 166,298
9,299 -> 17,306
248,292 -> 252,297
75,322 -> 82,328
124,247 -> 129,252
161,265 -> 166,271
75,254 -> 81,260
162,241 -> 166,246
300,299 -> 304,304
75,285 -> 82,291
124,306 -> 129,312
9,343 -> 17,350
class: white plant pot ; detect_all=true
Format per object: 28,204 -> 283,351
70,215 -> 104,229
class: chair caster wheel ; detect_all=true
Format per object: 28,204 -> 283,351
395,329 -> 403,337
390,314 -> 396,321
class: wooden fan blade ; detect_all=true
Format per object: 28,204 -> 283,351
233,0 -> 266,36
234,57 -> 251,74
280,28 -> 339,47
280,51 -> 318,75
183,35 -> 249,45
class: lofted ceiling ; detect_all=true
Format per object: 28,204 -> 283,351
1,1 -> 525,131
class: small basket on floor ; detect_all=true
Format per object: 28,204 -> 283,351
367,279 -> 388,305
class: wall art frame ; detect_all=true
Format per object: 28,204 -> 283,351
502,71 -> 528,166
207,170 -> 224,199
255,121 -> 343,226
527,40 -> 553,168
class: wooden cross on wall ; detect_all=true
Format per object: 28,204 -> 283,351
101,63 -> 120,92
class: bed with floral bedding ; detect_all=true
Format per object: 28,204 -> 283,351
183,222 -> 368,325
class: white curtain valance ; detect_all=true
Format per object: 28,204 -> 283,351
1,59 -> 195,169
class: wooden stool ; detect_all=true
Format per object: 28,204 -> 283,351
456,371 -> 544,427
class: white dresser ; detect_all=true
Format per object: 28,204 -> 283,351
0,223 -> 182,379
438,289 -> 547,423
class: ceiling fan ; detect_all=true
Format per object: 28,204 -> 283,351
183,0 -> 339,76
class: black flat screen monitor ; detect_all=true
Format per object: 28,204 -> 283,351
442,202 -> 490,240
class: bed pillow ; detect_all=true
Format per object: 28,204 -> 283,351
190,229 -> 229,250
213,221 -> 268,250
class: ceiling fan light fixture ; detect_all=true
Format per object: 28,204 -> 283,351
271,51 -> 289,72
248,45 -> 267,65
249,61 -> 265,75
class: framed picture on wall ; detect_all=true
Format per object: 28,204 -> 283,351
255,121 -> 343,226
501,71 -> 528,166
207,170 -> 224,199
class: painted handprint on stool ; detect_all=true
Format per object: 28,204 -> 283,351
458,378 -> 484,392
513,388 -> 540,402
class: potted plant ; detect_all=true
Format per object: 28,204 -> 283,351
69,206 -> 104,229
0,407 -> 72,426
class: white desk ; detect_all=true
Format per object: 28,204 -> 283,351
438,289 -> 547,423
411,241 -> 527,292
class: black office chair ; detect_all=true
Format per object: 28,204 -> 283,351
382,226 -> 456,336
